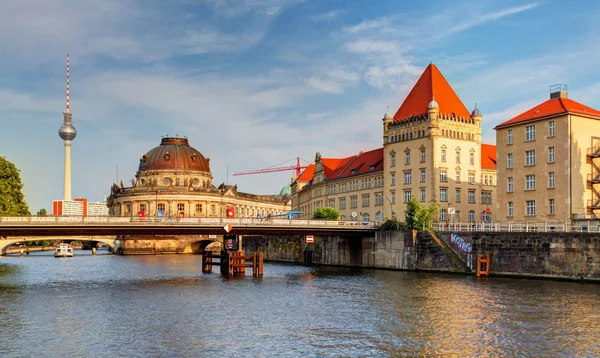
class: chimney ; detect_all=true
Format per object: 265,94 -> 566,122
550,84 -> 568,99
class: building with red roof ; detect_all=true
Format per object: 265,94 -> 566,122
292,63 -> 497,223
383,63 -> 497,222
291,149 -> 385,221
494,85 -> 600,222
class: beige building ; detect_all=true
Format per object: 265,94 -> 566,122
108,136 -> 289,218
495,85 -> 600,222
383,63 -> 497,223
292,149 -> 385,221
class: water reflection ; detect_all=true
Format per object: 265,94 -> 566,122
0,253 -> 599,357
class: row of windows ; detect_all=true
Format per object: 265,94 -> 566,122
324,176 -> 385,195
440,130 -> 475,141
128,203 -> 282,217
388,130 -> 427,143
507,121 -> 554,144
439,209 -> 478,222
388,188 -> 491,204
507,199 -> 555,217
392,149 -> 476,166
506,147 -> 555,168
506,172 -> 555,192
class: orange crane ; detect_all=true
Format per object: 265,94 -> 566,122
233,157 -> 309,178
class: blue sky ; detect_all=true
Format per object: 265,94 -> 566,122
2,0 -> 600,213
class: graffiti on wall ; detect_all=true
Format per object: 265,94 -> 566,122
448,233 -> 472,254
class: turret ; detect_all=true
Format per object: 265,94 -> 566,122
427,96 -> 440,136
471,103 -> 482,143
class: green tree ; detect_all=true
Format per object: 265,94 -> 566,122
37,208 -> 47,216
404,198 -> 439,230
313,207 -> 341,220
0,156 -> 30,216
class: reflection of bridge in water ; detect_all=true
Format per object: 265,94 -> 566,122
0,216 -> 377,255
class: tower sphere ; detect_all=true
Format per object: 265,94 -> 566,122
59,124 -> 77,141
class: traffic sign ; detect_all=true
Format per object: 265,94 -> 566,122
223,224 -> 232,233
351,211 -> 357,218
306,235 -> 314,243
448,207 -> 456,215
227,239 -> 233,249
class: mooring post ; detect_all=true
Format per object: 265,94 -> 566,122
252,252 -> 257,276
258,251 -> 264,276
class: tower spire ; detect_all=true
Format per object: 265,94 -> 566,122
65,54 -> 70,113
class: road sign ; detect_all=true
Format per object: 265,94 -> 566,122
485,208 -> 491,215
227,239 -> 233,249
306,235 -> 314,243
351,211 -> 357,218
448,207 -> 456,215
223,224 -> 232,233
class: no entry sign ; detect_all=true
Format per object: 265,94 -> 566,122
306,235 -> 314,243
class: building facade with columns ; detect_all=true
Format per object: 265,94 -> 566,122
107,136 -> 290,218
495,85 -> 600,222
382,63 -> 497,223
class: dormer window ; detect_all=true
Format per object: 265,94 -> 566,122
191,154 -> 197,162
351,169 -> 357,175
369,165 -> 375,170
164,152 -> 171,161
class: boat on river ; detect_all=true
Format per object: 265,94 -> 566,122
54,243 -> 74,258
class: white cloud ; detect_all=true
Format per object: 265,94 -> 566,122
345,40 -> 397,54
307,77 -> 344,94
343,18 -> 388,33
480,99 -> 539,144
310,10 -> 343,22
448,2 -> 542,35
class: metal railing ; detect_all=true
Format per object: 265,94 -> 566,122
0,216 -> 376,229
432,221 -> 600,233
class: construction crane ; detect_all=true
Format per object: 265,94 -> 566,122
233,157 -> 309,178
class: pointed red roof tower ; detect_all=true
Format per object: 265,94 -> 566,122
394,63 -> 471,121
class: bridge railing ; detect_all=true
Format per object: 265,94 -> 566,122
0,216 -> 377,229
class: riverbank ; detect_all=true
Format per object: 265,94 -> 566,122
242,230 -> 600,283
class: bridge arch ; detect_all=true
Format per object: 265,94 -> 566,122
0,237 -> 117,255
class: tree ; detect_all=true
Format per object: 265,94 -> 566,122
313,207 -> 341,220
0,156 -> 30,216
404,198 -> 438,230
37,208 -> 47,216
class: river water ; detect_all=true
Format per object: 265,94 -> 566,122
0,250 -> 599,357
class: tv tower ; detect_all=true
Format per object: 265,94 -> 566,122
58,54 -> 77,201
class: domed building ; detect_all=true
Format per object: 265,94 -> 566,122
108,136 -> 290,219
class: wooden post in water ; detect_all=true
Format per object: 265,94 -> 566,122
257,251 -> 264,276
252,252 -> 257,276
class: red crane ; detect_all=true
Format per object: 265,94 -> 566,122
233,157 -> 308,178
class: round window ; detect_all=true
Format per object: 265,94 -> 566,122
163,177 -> 172,185
193,178 -> 200,186
140,179 -> 146,185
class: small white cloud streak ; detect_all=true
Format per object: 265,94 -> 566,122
343,18 -> 388,33
448,2 -> 542,35
310,10 -> 343,22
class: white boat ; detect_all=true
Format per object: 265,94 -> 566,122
54,243 -> 74,257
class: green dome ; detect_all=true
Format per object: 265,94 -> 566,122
279,183 -> 291,196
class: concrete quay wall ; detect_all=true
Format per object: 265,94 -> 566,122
243,231 -> 452,271
437,231 -> 600,280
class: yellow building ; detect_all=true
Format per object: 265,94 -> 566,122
107,136 -> 290,218
292,149 -> 384,221
383,63 -> 497,223
494,85 -> 600,222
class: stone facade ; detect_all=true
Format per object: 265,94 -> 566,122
107,136 -> 290,219
495,88 -> 600,222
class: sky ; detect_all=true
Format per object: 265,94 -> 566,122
2,0 -> 600,213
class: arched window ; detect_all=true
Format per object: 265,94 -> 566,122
468,210 -> 475,222
363,213 -> 370,222
440,209 -> 447,221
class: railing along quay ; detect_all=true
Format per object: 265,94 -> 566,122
432,221 -> 600,233
0,216 -> 376,229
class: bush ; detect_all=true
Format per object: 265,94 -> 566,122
313,207 -> 341,220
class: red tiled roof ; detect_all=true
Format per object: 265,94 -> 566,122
495,97 -> 600,128
335,148 -> 383,179
481,144 -> 496,170
297,164 -> 315,181
394,63 -> 471,120
321,158 -> 345,178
